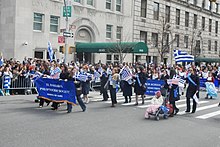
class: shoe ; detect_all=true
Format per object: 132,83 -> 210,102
129,99 -> 131,103
142,101 -> 144,105
185,110 -> 190,113
111,104 -> 115,107
51,108 -> 57,111
39,105 -> 43,108
174,109 -> 179,115
210,97 -> 213,99
67,110 -> 71,113
218,103 -> 220,107
191,110 -> 196,113
205,97 -> 208,99
82,108 -> 86,112
134,103 -> 138,106
124,101 -> 128,103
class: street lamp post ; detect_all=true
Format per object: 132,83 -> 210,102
63,0 -> 69,64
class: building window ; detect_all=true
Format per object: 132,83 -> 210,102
33,13 -> 43,31
193,14 -> 197,29
153,2 -> 159,20
193,0 -> 197,5
50,16 -> 59,33
34,51 -> 43,59
175,34 -> 179,47
87,0 -> 94,6
116,26 -> 122,40
114,54 -> 119,64
209,19 -> 212,32
185,12 -> 189,27
216,21 -> 218,34
74,0 -> 81,3
141,0 -> 147,18
202,17 -> 205,31
106,0 -> 112,10
106,54 -> 112,64
152,33 -> 158,47
184,36 -> 188,48
176,9 -> 180,25
165,6 -> 170,23
208,40 -> 211,51
116,0 -> 122,12
215,41 -> 218,52
216,3 -> 219,13
164,33 -> 169,52
202,0 -> 205,8
209,1 -> 212,11
106,25 -> 112,39
140,31 -> 147,43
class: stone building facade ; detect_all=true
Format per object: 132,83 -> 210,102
133,0 -> 220,64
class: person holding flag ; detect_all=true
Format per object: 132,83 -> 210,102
120,64 -> 133,103
133,66 -> 146,105
81,65 -> 92,104
109,68 -> 120,107
100,65 -> 109,101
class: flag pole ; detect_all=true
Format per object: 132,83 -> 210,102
64,0 -> 68,64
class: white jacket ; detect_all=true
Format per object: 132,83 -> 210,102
151,96 -> 163,105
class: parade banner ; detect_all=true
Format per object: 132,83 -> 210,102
145,80 -> 165,96
35,78 -> 76,105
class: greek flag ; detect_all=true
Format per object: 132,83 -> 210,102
32,71 -> 43,81
77,74 -> 87,82
178,78 -> 186,88
120,67 -> 132,81
174,49 -> 194,62
94,71 -> 101,79
48,41 -> 53,62
50,67 -> 61,79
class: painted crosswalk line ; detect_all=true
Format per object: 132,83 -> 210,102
178,103 -> 218,115
196,110 -> 220,119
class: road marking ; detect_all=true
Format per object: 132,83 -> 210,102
178,103 -> 218,115
196,110 -> 220,119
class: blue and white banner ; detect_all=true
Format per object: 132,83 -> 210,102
48,41 -> 54,62
35,78 -> 76,105
145,80 -> 165,96
174,49 -> 194,62
120,67 -> 132,81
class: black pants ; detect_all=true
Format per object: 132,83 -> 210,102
186,97 -> 197,112
67,95 -> 86,112
109,85 -> 117,105
170,101 -> 179,114
102,90 -> 109,101
124,96 -> 131,103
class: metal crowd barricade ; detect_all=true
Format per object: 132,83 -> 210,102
2,75 -> 36,95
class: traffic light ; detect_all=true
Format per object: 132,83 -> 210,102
59,46 -> 64,53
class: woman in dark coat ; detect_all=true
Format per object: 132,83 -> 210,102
168,69 -> 180,116
186,68 -> 200,113
122,80 -> 132,103
134,66 -> 146,105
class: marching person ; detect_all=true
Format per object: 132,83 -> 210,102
168,69 -> 180,116
134,66 -> 146,105
100,65 -> 109,101
3,64 -> 13,96
39,63 -> 50,108
109,68 -> 120,107
68,67 -> 86,113
186,68 -> 200,113
205,72 -> 215,99
81,65 -> 92,104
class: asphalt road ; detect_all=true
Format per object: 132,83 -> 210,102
0,91 -> 220,147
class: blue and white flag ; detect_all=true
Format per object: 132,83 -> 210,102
32,71 -> 43,81
120,67 -> 132,81
173,50 -> 194,62
48,41 -> 53,62
76,74 -> 87,82
94,71 -> 101,79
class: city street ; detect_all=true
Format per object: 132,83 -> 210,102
1,91 -> 220,147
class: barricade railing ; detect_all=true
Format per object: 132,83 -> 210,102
1,75 -> 36,95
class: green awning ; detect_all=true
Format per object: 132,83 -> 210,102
76,42 -> 148,53
195,57 -> 220,63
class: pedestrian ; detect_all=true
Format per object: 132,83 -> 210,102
134,66 -> 146,105
81,65 -> 92,104
168,69 -> 180,116
185,68 -> 200,113
100,65 -> 109,101
109,68 -> 120,107
68,67 -> 86,113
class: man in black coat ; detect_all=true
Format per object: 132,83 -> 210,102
186,68 -> 200,113
100,65 -> 109,101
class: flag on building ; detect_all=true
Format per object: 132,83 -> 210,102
173,49 -> 194,62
